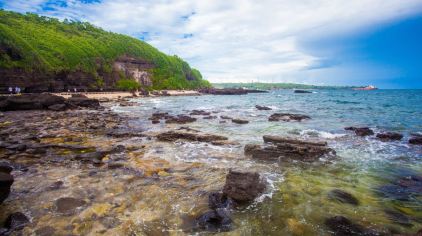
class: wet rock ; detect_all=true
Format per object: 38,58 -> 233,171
294,90 -> 312,93
255,105 -> 272,110
0,94 -> 65,111
74,151 -> 106,163
6,143 -> 26,151
376,132 -> 403,141
384,209 -> 413,227
378,175 -> 422,201
0,172 -> 14,204
55,197 -> 86,214
325,216 -> 378,236
328,189 -> 359,205
48,103 -> 67,111
149,112 -> 169,120
268,113 -> 310,122
190,110 -> 211,116
223,170 -> 266,202
157,131 -> 228,143
409,136 -> 422,145
151,119 -> 160,124
48,181 -> 64,191
195,209 -> 232,232
4,212 -> 29,232
345,127 -> 374,136
107,162 -> 125,169
208,192 -> 234,210
220,115 -> 232,120
203,116 -> 217,120
119,101 -> 137,107
66,96 -> 100,108
0,163 -> 13,174
232,119 -> 249,124
245,136 -> 335,162
165,115 -> 197,124
35,226 -> 56,236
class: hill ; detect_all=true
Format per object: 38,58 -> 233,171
0,10 -> 211,92
213,82 -> 355,90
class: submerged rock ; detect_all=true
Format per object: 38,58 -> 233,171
255,105 -> 272,110
231,119 -> 249,124
409,136 -> 422,145
55,197 -> 86,214
268,113 -> 310,122
376,132 -> 403,141
195,209 -> 232,232
156,131 -> 228,143
345,127 -> 374,136
325,216 -> 378,236
208,192 -> 234,210
328,189 -> 359,206
377,175 -> 422,201
384,209 -> 413,227
0,172 -> 14,204
223,170 -> 266,202
4,212 -> 29,232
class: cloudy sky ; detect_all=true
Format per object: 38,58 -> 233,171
1,0 -> 422,88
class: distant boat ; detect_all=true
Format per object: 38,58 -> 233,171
353,85 -> 378,91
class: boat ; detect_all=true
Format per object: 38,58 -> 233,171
353,85 -> 378,91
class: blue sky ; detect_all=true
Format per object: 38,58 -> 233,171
1,0 -> 422,88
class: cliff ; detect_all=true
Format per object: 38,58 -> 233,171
0,10 -> 211,92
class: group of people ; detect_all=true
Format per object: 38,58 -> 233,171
8,86 -> 22,94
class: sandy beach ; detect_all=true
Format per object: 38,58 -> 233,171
53,90 -> 201,100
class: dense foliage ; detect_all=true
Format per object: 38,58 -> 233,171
213,82 -> 356,90
0,10 -> 211,90
116,79 -> 140,91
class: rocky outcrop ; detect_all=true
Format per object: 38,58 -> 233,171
376,132 -> 403,141
4,212 -> 30,232
113,56 -> 153,87
156,131 -> 228,143
223,170 -> 266,202
345,127 -> 374,136
190,110 -> 211,116
268,113 -> 310,122
245,136 -> 335,162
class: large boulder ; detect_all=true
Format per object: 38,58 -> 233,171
156,131 -> 228,143
231,119 -> 249,124
0,94 -> 66,111
222,170 -> 266,202
268,113 -> 310,122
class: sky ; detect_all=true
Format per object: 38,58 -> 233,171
1,0 -> 422,88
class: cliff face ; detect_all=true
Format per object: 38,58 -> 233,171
0,56 -> 155,92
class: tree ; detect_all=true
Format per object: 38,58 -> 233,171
116,79 -> 140,92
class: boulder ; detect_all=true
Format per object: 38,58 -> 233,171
55,197 -> 86,214
328,189 -> 359,205
232,119 -> 249,124
222,170 -> 266,202
268,113 -> 310,122
156,131 -> 228,143
255,105 -> 272,110
376,132 -> 403,141
4,212 -> 29,232
0,172 -> 14,204
345,127 -> 374,136
0,163 -> 13,174
409,136 -> 422,145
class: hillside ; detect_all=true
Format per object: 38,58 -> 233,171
213,82 -> 356,90
0,10 -> 211,92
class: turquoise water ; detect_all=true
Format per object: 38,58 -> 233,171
112,89 -> 422,235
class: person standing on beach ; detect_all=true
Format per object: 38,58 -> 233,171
15,86 -> 19,94
8,87 -> 13,94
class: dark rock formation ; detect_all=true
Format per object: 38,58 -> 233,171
325,216 -> 378,236
55,197 -> 86,214
208,192 -> 234,210
255,105 -> 272,110
328,189 -> 359,205
190,110 -> 211,116
67,96 -> 100,108
156,131 -> 228,143
345,127 -> 374,136
222,170 -> 266,202
409,136 -> 422,145
245,136 -> 335,162
268,113 -> 310,122
294,90 -> 312,93
376,132 -> 403,141
232,119 -> 249,124
0,172 -> 14,204
165,115 -> 197,124
195,209 -> 232,232
199,88 -> 267,95
4,212 -> 29,232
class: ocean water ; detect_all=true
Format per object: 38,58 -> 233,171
111,89 -> 422,235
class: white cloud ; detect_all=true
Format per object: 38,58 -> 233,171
2,0 -> 422,84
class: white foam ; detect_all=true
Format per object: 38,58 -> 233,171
300,129 -> 345,139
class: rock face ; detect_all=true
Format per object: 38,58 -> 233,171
0,166 -> 14,204
222,170 -> 266,202
231,119 -> 249,124
376,132 -> 403,141
245,136 -> 335,162
409,136 -> 422,145
268,113 -> 310,122
345,127 -> 374,136
328,189 -> 359,205
294,90 -> 312,93
255,105 -> 272,110
156,131 -> 228,143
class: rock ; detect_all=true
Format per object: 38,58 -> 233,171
268,113 -> 310,122
55,197 -> 86,214
328,189 -> 359,205
157,131 -> 228,143
223,170 -> 266,202
376,132 -> 403,141
35,226 -> 56,236
119,101 -> 137,107
255,105 -> 272,110
0,94 -> 66,111
325,216 -> 378,236
220,116 -> 232,120
0,163 -> 13,174
0,172 -> 14,204
409,136 -> 422,145
74,151 -> 106,163
208,192 -> 234,210
71,94 -> 88,98
384,209 -> 412,227
345,127 -> 374,136
165,115 -> 197,124
6,143 -> 27,151
48,181 -> 64,191
195,209 -> 232,232
294,90 -> 312,93
48,103 -> 67,111
245,136 -> 335,162
190,110 -> 211,116
377,175 -> 422,201
66,96 -> 100,108
4,212 -> 29,231
232,119 -> 249,124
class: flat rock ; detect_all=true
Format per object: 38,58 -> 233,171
263,135 -> 327,146
48,104 -> 67,111
345,127 -> 374,136
223,170 -> 266,202
328,189 -> 359,205
376,132 -> 403,141
157,131 -> 228,143
165,115 -> 197,124
55,197 -> 86,214
268,113 -> 310,122
220,116 -> 232,120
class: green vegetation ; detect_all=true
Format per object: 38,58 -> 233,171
0,10 -> 211,90
213,82 -> 356,90
116,79 -> 140,91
